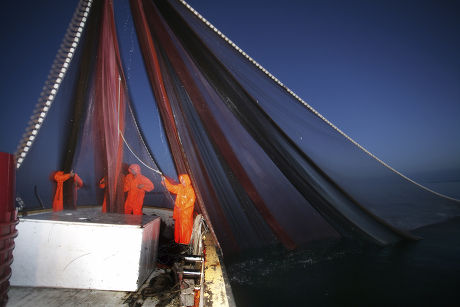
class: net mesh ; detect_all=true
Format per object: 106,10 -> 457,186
16,0 -> 173,214
15,0 -> 460,255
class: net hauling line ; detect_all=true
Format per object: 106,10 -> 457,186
119,130 -> 162,176
117,74 -> 163,177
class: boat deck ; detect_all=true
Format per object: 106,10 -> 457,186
6,207 -> 235,307
8,268 -> 179,306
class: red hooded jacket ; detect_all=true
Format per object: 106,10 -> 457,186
123,164 -> 154,215
163,174 -> 196,244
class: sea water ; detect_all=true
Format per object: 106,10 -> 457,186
225,176 -> 460,307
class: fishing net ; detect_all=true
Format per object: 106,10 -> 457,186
16,0 -> 173,213
15,0 -> 460,255
130,0 -> 460,254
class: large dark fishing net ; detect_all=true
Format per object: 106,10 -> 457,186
15,0 -> 460,256
132,0 -> 460,254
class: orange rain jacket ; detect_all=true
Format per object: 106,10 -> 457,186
163,174 -> 196,244
53,171 -> 71,211
52,171 -> 83,211
123,164 -> 154,215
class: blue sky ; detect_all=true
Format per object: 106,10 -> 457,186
1,0 -> 459,181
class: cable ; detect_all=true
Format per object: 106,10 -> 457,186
119,129 -> 162,175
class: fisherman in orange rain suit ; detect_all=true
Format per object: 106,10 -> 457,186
123,164 -> 154,215
162,174 -> 196,244
99,177 -> 107,212
52,170 -> 83,211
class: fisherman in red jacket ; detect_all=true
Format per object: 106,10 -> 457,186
52,170 -> 83,211
123,164 -> 154,215
162,174 -> 196,244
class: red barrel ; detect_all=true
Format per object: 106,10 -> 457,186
0,152 -> 18,307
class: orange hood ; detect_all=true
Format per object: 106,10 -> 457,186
129,164 -> 141,175
179,174 -> 191,186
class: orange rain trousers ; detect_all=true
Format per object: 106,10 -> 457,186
123,165 -> 154,215
163,174 -> 196,244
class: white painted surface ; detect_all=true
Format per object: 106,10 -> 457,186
7,269 -> 181,307
10,209 -> 160,291
7,287 -> 129,307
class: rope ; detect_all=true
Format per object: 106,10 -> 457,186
177,0 -> 460,203
15,0 -> 94,169
126,100 -> 161,169
119,130 -> 162,175
117,71 -> 163,176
